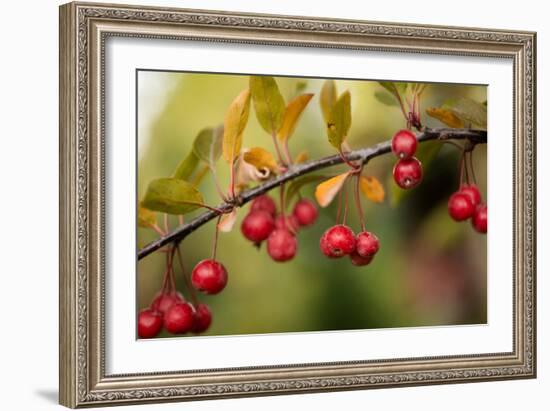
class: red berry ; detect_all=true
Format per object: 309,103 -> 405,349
393,157 -> 423,189
191,259 -> 228,294
241,210 -> 275,242
355,231 -> 380,257
472,204 -> 487,233
250,195 -> 277,216
292,199 -> 318,227
320,225 -> 356,258
460,184 -> 482,207
448,192 -> 475,221
192,303 -> 212,333
151,291 -> 184,315
275,214 -> 299,233
349,251 -> 374,266
267,228 -> 297,262
164,302 -> 195,334
391,129 -> 417,159
137,309 -> 163,339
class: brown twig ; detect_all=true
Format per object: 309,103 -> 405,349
138,127 -> 487,260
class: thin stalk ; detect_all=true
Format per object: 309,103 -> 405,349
354,173 -> 366,232
176,245 -> 198,306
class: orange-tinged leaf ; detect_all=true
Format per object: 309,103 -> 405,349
294,150 -> 309,164
137,203 -> 156,228
426,107 -> 464,128
359,176 -> 385,203
277,93 -> 313,142
315,172 -> 349,207
243,147 -> 279,172
218,210 -> 238,233
223,89 -> 251,163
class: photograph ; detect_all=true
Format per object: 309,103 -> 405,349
136,72 -> 488,339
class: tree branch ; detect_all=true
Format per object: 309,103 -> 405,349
138,127 -> 487,260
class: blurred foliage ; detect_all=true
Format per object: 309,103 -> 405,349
137,72 -> 487,338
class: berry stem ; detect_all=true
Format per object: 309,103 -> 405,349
342,179 -> 349,225
468,150 -> 478,185
211,215 -> 222,261
271,131 -> 287,167
175,245 -> 199,306
150,223 -> 166,237
354,173 -> 367,232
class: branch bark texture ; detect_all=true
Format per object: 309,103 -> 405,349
138,127 -> 487,260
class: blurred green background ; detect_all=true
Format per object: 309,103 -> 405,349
137,71 -> 487,337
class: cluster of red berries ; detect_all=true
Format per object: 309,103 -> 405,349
241,194 -> 318,262
138,255 -> 229,338
320,225 -> 380,266
137,291 -> 212,338
448,184 -> 487,233
391,129 -> 423,189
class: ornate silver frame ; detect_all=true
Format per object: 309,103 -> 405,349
59,2 -> 536,408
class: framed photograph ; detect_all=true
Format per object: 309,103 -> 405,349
59,2 -> 536,408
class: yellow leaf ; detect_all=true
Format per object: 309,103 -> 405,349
223,89 -> 251,164
359,176 -> 385,203
243,147 -> 279,172
277,93 -> 314,142
137,203 -> 156,228
426,107 -> 464,128
320,80 -> 337,123
315,172 -> 349,207
218,210 -> 238,233
294,150 -> 309,164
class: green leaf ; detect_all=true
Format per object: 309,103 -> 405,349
173,150 -> 200,180
193,125 -> 223,168
389,141 -> 442,207
327,90 -> 351,148
320,80 -> 337,123
142,177 -> 204,215
223,89 -> 251,163
374,91 -> 399,106
286,174 -> 328,203
249,76 -> 286,134
448,97 -> 487,129
378,81 -> 407,97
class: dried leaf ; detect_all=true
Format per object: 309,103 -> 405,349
359,176 -> 385,203
277,93 -> 313,142
142,178 -> 204,215
223,89 -> 251,164
243,147 -> 279,172
294,150 -> 309,164
137,203 -> 156,228
426,107 -> 464,128
327,90 -> 352,149
315,172 -> 349,207
249,76 -> 286,134
218,210 -> 238,233
235,151 -> 272,188
320,80 -> 337,123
